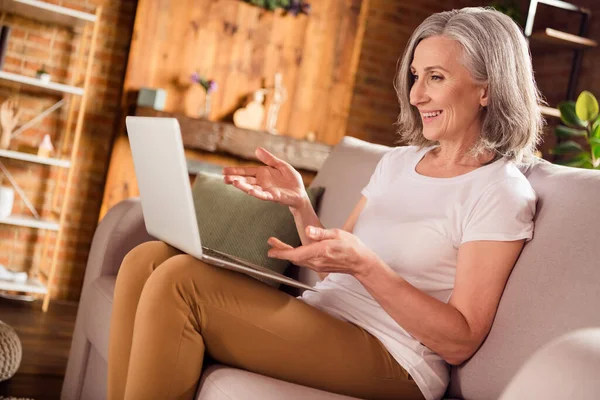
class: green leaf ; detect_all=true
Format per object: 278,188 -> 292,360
559,101 -> 587,128
593,119 -> 600,139
555,125 -> 587,138
576,90 -> 599,121
558,152 -> 593,168
549,140 -> 585,155
591,138 -> 600,161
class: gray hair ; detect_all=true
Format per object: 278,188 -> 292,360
395,7 -> 545,164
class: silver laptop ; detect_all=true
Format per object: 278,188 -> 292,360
125,116 -> 317,292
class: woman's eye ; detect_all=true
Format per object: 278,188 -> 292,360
411,74 -> 418,81
431,75 -> 443,81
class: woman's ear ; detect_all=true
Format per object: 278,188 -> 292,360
480,84 -> 489,107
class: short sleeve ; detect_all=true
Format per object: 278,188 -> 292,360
461,177 -> 537,245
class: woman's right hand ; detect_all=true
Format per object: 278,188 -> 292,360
223,147 -> 308,209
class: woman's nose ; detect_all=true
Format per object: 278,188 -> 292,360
409,79 -> 427,106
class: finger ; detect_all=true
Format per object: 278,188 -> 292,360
267,237 -> 294,249
255,147 -> 284,168
222,166 -> 259,177
306,226 -> 340,241
268,242 -> 322,262
223,175 -> 257,185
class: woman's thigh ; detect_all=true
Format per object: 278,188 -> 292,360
140,254 -> 424,400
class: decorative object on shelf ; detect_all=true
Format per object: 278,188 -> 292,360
242,0 -> 311,16
549,90 -> 600,169
37,134 -> 54,158
191,72 -> 217,118
305,131 -> 316,142
233,90 -> 266,130
0,265 -> 27,284
265,72 -> 287,134
0,185 -> 14,218
35,64 -> 50,83
0,320 -> 22,382
0,97 -> 21,149
136,87 -> 166,111
0,25 -> 11,70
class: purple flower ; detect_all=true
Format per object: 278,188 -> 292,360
191,72 -> 200,83
207,80 -> 218,94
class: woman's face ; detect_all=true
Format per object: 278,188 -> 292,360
409,35 -> 488,143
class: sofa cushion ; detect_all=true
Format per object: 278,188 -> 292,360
448,162 -> 600,399
191,172 -> 324,288
196,364 -> 360,400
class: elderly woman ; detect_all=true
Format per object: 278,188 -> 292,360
108,6 -> 542,400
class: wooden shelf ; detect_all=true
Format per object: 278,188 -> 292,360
0,149 -> 71,167
135,107 -> 333,172
0,0 -> 96,27
530,28 -> 598,50
541,105 -> 561,119
0,276 -> 47,294
0,71 -> 84,96
0,214 -> 59,230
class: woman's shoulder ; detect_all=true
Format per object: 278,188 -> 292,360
482,160 -> 537,200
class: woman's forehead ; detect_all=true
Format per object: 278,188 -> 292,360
411,36 -> 463,71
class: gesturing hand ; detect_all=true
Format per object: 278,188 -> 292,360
223,147 -> 308,208
267,226 -> 380,278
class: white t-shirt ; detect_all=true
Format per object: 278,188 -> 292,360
299,144 -> 537,400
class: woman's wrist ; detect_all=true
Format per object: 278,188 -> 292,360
289,195 -> 312,216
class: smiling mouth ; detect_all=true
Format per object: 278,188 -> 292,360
421,110 -> 443,120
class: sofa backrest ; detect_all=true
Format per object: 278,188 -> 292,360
448,159 -> 600,399
287,136 -> 600,400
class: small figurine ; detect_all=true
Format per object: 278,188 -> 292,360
233,90 -> 266,131
0,97 -> 21,149
37,134 -> 54,158
265,73 -> 288,134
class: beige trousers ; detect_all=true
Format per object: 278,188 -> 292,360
107,241 -> 424,400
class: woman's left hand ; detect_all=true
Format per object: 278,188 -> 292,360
267,226 -> 380,277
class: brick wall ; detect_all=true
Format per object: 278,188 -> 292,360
347,0 -> 487,146
0,0 -> 135,302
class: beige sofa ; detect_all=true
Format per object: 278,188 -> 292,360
61,136 -> 600,400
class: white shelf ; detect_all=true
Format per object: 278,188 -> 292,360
0,276 -> 47,294
0,149 -> 71,167
0,0 -> 96,27
0,71 -> 84,96
0,214 -> 59,230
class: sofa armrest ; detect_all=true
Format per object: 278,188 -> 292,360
81,198 -> 155,288
498,328 -> 600,400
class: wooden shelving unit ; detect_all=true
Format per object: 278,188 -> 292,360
525,0 -> 596,115
530,27 -> 598,50
0,0 -> 102,311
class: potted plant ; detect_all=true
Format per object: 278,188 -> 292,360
550,90 -> 600,169
35,65 -> 50,83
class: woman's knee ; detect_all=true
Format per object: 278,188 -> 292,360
118,241 -> 178,282
140,255 -> 220,298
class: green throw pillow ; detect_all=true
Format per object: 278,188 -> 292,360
191,172 -> 324,288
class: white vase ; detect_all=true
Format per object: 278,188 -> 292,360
0,186 -> 14,218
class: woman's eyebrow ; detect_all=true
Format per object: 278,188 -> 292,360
410,65 -> 449,73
